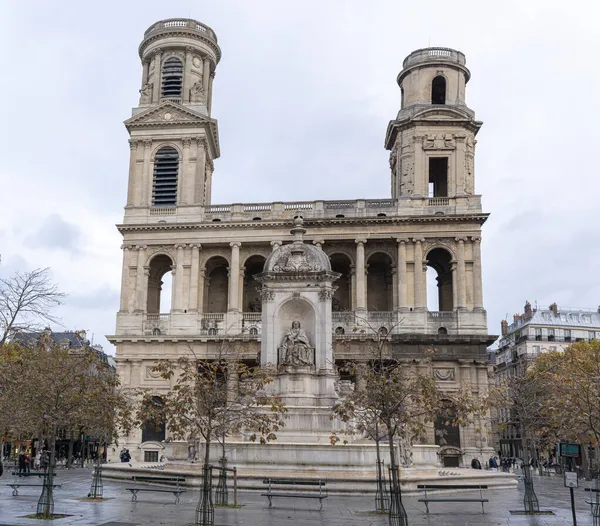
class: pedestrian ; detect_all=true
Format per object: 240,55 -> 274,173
124,449 -> 131,462
34,450 -> 41,471
24,451 -> 31,473
119,448 -> 127,463
489,456 -> 498,472
18,450 -> 26,476
40,450 -> 49,473
471,456 -> 482,469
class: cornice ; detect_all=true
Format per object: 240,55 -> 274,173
139,31 -> 221,63
116,213 -> 490,233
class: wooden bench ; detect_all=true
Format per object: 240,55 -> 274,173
417,484 -> 489,514
7,473 -> 61,496
584,487 -> 600,516
261,479 -> 327,510
125,475 -> 186,504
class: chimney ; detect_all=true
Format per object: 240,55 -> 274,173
513,314 -> 521,323
549,302 -> 558,316
501,320 -> 509,336
524,301 -> 532,318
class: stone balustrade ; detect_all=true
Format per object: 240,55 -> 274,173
402,47 -> 466,69
143,18 -> 218,42
135,195 -> 482,224
132,309 -> 488,339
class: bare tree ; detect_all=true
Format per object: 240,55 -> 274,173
0,268 -> 66,345
137,343 -> 286,526
332,316 -> 486,526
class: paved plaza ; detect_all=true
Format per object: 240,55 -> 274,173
0,468 -> 598,525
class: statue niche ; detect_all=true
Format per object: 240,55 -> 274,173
279,321 -> 314,367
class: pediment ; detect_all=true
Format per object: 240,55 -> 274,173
125,102 -> 212,129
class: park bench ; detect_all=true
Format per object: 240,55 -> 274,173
7,472 -> 61,496
261,478 -> 327,510
417,484 -> 489,514
585,487 -> 600,518
125,475 -> 186,504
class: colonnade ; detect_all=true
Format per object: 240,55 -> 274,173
119,236 -> 484,315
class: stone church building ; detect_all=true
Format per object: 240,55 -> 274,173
108,18 -> 495,471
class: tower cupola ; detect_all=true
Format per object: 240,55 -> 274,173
137,18 -> 221,115
385,47 -> 481,199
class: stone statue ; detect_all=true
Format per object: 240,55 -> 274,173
281,321 -> 312,366
191,80 -> 205,102
139,82 -> 152,104
249,296 -> 262,313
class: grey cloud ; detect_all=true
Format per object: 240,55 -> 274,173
24,214 -> 82,252
67,287 -> 120,311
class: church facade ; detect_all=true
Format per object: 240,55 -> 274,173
108,18 -> 495,470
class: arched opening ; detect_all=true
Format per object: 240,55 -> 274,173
426,248 -> 453,312
435,400 -> 461,467
242,255 -> 266,312
161,57 -> 183,98
437,326 -> 448,335
147,254 -> 173,314
204,256 -> 229,313
152,147 -> 179,206
431,75 -> 446,105
367,253 -> 393,311
141,395 -> 166,443
329,253 -> 352,311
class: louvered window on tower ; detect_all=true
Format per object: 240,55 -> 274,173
152,147 -> 179,206
161,57 -> 183,98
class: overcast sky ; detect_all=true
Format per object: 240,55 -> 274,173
0,0 -> 598,353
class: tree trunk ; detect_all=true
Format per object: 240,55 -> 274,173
37,429 -> 56,518
387,432 -> 407,526
520,424 -> 540,513
67,430 -> 74,469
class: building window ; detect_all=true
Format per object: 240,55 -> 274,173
535,328 -> 542,341
428,158 -> 448,197
549,346 -> 557,351
548,329 -> 555,342
589,331 -> 596,340
431,75 -> 446,105
144,451 -> 159,462
564,329 -> 571,342
152,147 -> 179,206
532,345 -> 540,354
161,57 -> 183,98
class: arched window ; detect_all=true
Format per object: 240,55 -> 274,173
161,57 -> 183,98
426,248 -> 453,312
141,396 -> 166,443
152,147 -> 179,206
431,75 -> 446,105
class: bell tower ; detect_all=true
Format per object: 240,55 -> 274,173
385,47 -> 482,199
123,18 -> 221,221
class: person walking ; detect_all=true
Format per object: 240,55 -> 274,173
40,450 -> 49,473
471,456 -> 482,469
18,450 -> 27,476
34,450 -> 41,471
489,456 -> 498,472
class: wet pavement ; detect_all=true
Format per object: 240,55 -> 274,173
0,467 -> 597,525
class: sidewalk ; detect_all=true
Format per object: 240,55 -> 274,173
0,468 -> 597,525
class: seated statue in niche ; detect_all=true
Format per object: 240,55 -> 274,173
280,321 -> 313,366
139,82 -> 152,104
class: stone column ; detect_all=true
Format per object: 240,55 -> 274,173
355,239 -> 367,311
228,242 -> 241,312
135,245 -> 147,311
202,57 -> 210,104
391,266 -> 398,311
181,138 -> 192,205
198,268 -> 206,313
350,265 -> 356,311
472,237 -> 483,309
397,239 -> 407,310
227,362 -> 239,403
183,47 -> 193,103
456,238 -> 466,309
189,244 -> 201,312
270,240 -> 282,252
119,245 -> 131,311
413,239 -> 425,309
127,140 -> 138,206
152,50 -> 163,103
451,261 -> 458,311
141,139 -> 152,206
208,71 -> 215,115
141,59 -> 150,86
174,244 -> 185,312
238,267 -> 245,312
194,137 -> 207,205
